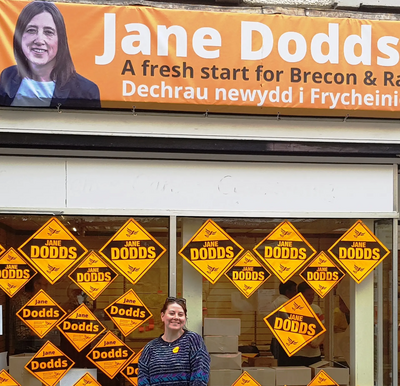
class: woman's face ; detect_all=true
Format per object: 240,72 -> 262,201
161,303 -> 186,333
21,11 -> 58,70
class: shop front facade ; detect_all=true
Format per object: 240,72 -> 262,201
0,1 -> 400,386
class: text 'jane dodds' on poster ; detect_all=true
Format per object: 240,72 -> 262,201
0,247 -> 37,297
17,289 -> 66,338
300,251 -> 345,298
225,250 -> 271,298
99,218 -> 166,285
86,331 -> 135,379
69,251 -> 118,300
253,221 -> 317,283
25,341 -> 74,386
264,293 -> 326,357
328,220 -> 390,284
57,303 -> 106,352
104,289 -> 152,337
18,217 -> 88,284
178,219 -> 244,284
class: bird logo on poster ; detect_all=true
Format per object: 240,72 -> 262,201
47,227 -> 60,236
126,228 -> 138,237
280,228 -> 292,237
207,265 -> 218,274
279,264 -> 290,274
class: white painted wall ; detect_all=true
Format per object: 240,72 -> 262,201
0,156 -> 395,216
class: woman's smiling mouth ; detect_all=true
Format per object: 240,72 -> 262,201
32,48 -> 46,53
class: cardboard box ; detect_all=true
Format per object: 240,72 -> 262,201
209,369 -> 242,386
247,356 -> 277,367
244,367 -> 275,386
275,366 -> 311,386
309,362 -> 349,386
9,353 -> 42,386
204,318 -> 241,336
205,336 -> 238,353
210,353 -> 242,370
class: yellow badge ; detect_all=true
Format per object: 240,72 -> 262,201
172,346 -> 179,353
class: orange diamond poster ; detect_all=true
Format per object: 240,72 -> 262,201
69,251 -> 118,300
300,252 -> 345,298
0,369 -> 22,386
0,247 -> 37,297
225,251 -> 271,298
99,219 -> 166,285
328,220 -> 390,283
25,341 -> 74,386
104,289 -> 152,336
179,219 -> 244,284
18,217 -> 88,284
232,371 -> 262,386
73,373 -> 102,386
264,293 -> 326,356
121,348 -> 143,386
17,289 -> 66,338
253,221 -> 317,283
87,331 -> 135,379
308,369 -> 339,386
57,303 -> 106,352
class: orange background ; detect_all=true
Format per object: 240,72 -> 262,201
2,0 -> 400,117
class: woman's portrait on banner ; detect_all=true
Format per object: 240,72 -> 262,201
0,1 -> 100,108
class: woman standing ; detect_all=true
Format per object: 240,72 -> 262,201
0,1 -> 100,108
138,297 -> 210,386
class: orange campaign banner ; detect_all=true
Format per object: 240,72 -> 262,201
2,1 -> 400,117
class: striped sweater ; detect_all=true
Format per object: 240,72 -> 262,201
138,330 -> 210,386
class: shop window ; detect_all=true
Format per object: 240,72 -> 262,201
176,217 -> 394,385
0,215 -> 168,385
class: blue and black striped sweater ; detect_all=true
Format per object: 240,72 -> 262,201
138,330 -> 210,386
